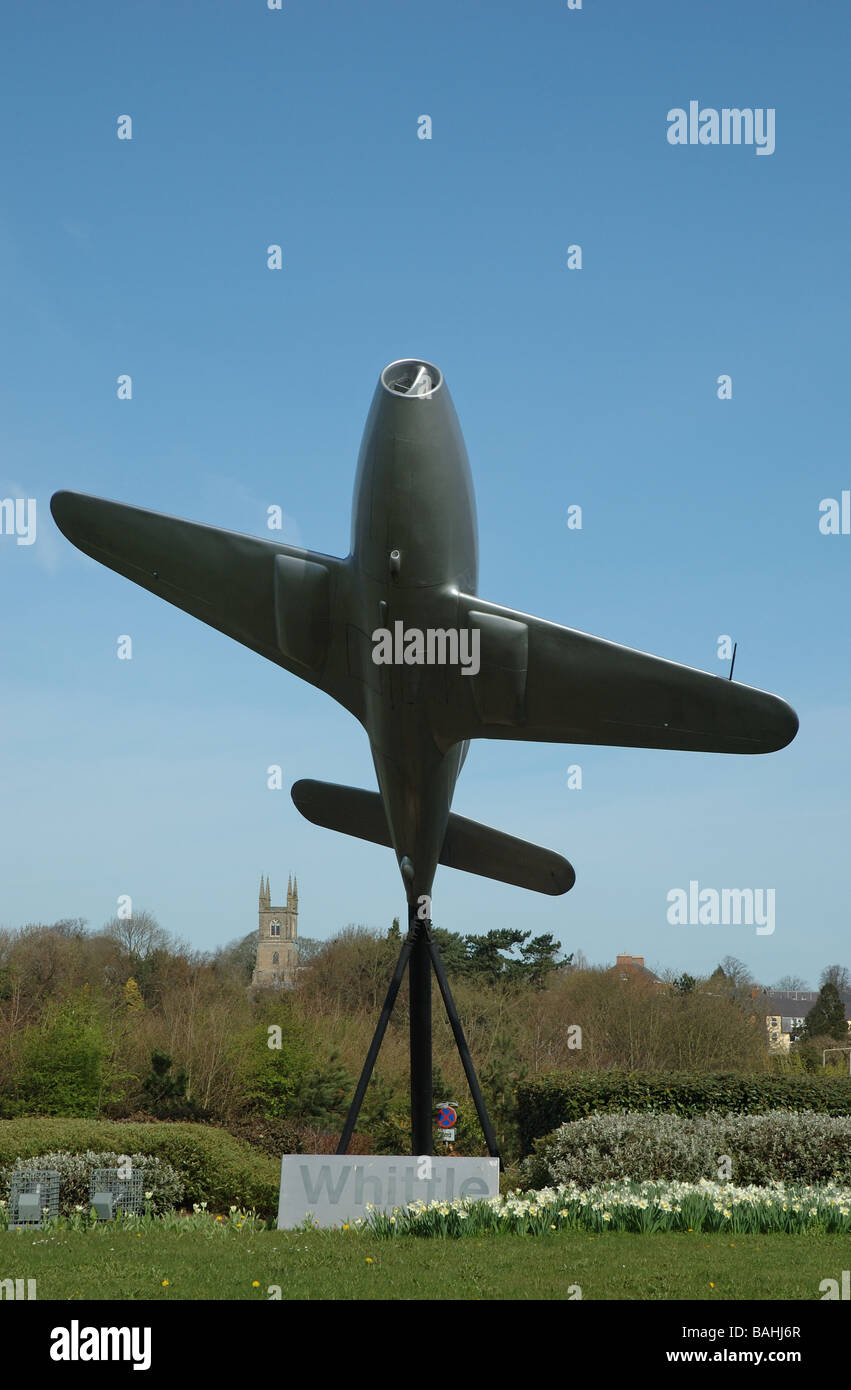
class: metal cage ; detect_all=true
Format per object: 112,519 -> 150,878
8,1170 -> 60,1227
89,1168 -> 144,1220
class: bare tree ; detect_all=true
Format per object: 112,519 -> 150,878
773,974 -> 810,992
820,963 -> 851,994
102,910 -> 170,960
718,955 -> 753,987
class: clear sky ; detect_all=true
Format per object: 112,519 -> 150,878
1,0 -> 848,987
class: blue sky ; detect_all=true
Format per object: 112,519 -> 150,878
1,0 -> 848,986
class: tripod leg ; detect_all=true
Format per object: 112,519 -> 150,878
408,903 -> 433,1154
426,929 -> 501,1159
336,934 -> 413,1155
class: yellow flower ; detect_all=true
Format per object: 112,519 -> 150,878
252,1281 -> 259,1287
162,1280 -> 169,1287
709,1282 -> 715,1288
365,1258 -> 373,1264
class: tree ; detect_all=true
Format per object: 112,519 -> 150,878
13,996 -> 104,1116
710,957 -> 755,1002
430,927 -> 468,976
141,1048 -> 203,1118
241,1009 -> 348,1124
460,930 -> 566,987
123,977 -> 144,1012
298,928 -> 398,1015
280,1055 -> 351,1126
103,910 -> 170,961
463,929 -> 528,985
50,918 -> 88,938
802,983 -> 848,1042
387,918 -> 401,942
719,956 -> 753,987
673,973 -> 697,996
292,937 -> 326,965
518,936 -> 571,988
773,974 -> 809,992
211,932 -> 256,983
820,964 -> 851,995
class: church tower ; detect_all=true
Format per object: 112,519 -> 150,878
252,873 -> 299,987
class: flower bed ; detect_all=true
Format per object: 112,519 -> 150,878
330,1178 -> 851,1238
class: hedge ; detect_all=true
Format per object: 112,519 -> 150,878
520,1110 -> 851,1188
0,1119 -> 279,1215
516,1072 -> 851,1155
0,1150 -> 184,1217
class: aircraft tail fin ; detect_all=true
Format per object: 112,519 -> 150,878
291,779 -> 575,896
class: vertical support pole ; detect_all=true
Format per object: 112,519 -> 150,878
336,934 -> 413,1155
408,901 -> 433,1154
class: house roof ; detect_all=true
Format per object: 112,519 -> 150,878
610,954 -> 664,984
758,990 -> 851,1022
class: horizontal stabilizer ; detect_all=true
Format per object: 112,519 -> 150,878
291,779 -> 575,895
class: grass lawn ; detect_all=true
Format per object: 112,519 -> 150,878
0,1229 -> 843,1300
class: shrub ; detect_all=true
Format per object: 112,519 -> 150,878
0,1119 -> 279,1215
520,1109 -> 851,1188
6,1000 -> 104,1117
0,1151 -> 183,1216
140,1050 -> 207,1121
516,1071 -> 851,1154
222,1114 -> 375,1157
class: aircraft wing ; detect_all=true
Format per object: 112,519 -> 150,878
50,491 -> 364,722
442,592 -> 798,755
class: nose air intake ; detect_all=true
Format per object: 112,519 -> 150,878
381,359 -> 442,397
403,366 -> 432,396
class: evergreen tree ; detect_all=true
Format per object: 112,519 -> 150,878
430,927 -> 468,975
462,929 -> 565,986
803,982 -> 848,1041
142,1049 -> 203,1118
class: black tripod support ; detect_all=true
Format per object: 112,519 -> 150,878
336,903 -> 500,1158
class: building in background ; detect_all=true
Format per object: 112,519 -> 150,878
252,874 -> 298,987
758,989 -> 851,1053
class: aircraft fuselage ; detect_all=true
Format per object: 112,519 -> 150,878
349,359 -> 477,904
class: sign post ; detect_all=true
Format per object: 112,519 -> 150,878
437,1102 -> 458,1146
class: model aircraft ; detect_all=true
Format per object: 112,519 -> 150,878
51,357 -> 798,1153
